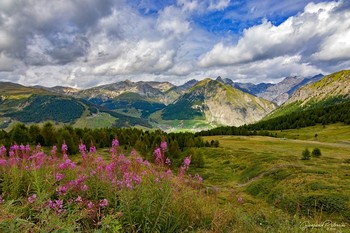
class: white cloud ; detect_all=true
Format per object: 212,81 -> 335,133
92,39 -> 176,75
0,0 -> 349,88
208,0 -> 230,11
157,6 -> 191,37
199,1 -> 349,68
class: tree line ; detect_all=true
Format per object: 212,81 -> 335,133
0,123 -> 218,167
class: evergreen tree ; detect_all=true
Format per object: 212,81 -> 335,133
301,148 -> 311,160
312,148 -> 322,157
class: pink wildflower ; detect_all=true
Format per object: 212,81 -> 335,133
0,196 -> 4,204
25,144 -> 30,153
28,194 -> 37,203
131,149 -> 137,156
89,145 -> 96,153
47,199 -> 64,214
0,146 -> 6,157
55,173 -> 64,181
160,141 -> 167,151
143,160 -> 150,166
87,201 -> 94,209
0,159 -> 7,166
75,196 -> 83,203
61,143 -> 68,153
154,148 -> 163,164
57,186 -> 68,195
112,138 -> 119,147
184,157 -> 191,167
136,157 -> 143,163
81,184 -> 88,191
11,144 -> 19,151
165,158 -> 171,166
51,145 -> 57,156
99,199 -> 108,207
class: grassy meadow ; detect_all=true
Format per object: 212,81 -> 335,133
186,124 -> 350,231
1,124 -> 350,232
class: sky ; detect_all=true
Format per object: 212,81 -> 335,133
0,0 -> 350,88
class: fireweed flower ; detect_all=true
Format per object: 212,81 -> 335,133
131,149 -> 137,157
179,157 -> 191,177
154,148 -> 163,164
112,139 -> 119,147
28,194 -> 37,203
25,144 -> 30,153
0,196 -> 4,204
165,158 -> 171,166
0,146 -> 6,157
51,145 -> 57,156
57,186 -> 68,195
47,199 -> 65,214
79,143 -> 86,153
89,145 -> 96,153
0,159 -> 6,166
11,144 -> 19,151
99,199 -> 108,207
55,173 -> 64,181
160,141 -> 167,151
81,184 -> 88,191
61,143 -> 68,154
87,201 -> 94,209
136,157 -> 143,164
75,196 -> 83,203
184,157 -> 191,167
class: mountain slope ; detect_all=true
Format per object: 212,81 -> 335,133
0,83 -> 153,129
221,74 -> 323,105
162,79 -> 198,104
162,79 -> 276,127
266,70 -> 350,120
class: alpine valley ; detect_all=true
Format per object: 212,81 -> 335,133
0,70 -> 349,132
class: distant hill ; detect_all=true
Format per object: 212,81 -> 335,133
162,79 -> 276,127
2,70 -> 347,131
219,74 -> 324,105
266,70 -> 350,120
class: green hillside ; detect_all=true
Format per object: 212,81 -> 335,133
98,92 -> 166,118
266,70 -> 350,120
162,79 -> 276,127
4,95 -> 85,123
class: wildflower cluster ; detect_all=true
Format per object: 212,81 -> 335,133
0,139 -> 204,230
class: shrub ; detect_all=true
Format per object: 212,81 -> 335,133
301,148 -> 311,160
311,148 -> 322,157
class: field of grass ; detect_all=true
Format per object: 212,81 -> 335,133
74,112 -> 117,129
271,123 -> 350,143
189,131 -> 350,227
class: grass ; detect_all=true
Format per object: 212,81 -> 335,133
188,130 -> 350,225
74,112 -> 117,129
270,123 -> 350,143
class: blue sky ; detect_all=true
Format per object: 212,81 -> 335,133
0,0 -> 349,88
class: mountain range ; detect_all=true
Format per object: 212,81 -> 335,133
0,70 -> 349,131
